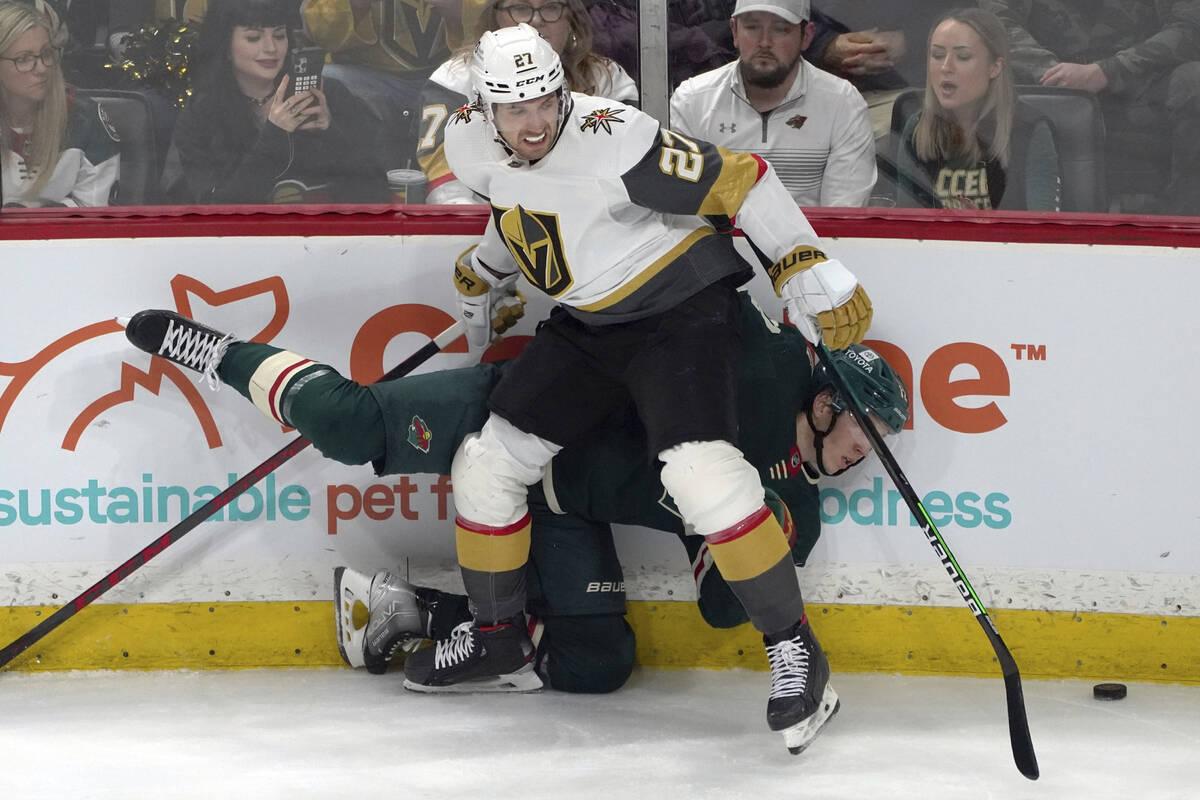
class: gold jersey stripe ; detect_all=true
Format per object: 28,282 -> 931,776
455,516 -> 532,572
697,148 -> 763,218
574,226 -> 714,312
705,510 -> 791,582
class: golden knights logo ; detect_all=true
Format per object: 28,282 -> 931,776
406,414 -> 432,453
451,103 -> 480,125
580,107 -> 625,135
494,204 -> 573,296
379,0 -> 450,70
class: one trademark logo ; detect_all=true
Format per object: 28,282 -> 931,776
580,107 -> 625,135
495,204 -> 574,296
378,0 -> 449,69
786,115 -> 807,129
585,581 -> 625,593
452,103 -> 480,125
407,415 -> 432,453
0,274 -> 290,452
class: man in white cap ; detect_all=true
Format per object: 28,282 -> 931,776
670,0 -> 876,207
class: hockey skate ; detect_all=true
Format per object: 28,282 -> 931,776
402,616 -> 543,693
333,566 -> 437,675
120,309 -> 237,389
764,616 -> 840,754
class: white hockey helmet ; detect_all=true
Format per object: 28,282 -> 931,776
470,22 -> 566,104
469,23 -> 571,159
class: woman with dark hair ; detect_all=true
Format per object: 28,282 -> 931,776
896,7 -> 1059,211
0,0 -> 119,207
163,0 -> 388,204
416,0 -> 637,204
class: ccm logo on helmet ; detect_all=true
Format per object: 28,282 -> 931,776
516,75 -> 545,87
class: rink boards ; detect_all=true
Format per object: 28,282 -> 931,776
1,215 -> 1197,681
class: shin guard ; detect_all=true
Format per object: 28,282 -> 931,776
456,512 -> 532,624
704,506 -> 806,635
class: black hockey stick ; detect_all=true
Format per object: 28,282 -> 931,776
0,320 -> 464,671
815,343 -> 1039,781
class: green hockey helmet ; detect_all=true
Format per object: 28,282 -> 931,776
813,344 -> 910,434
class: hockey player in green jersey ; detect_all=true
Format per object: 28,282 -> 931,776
121,289 -> 909,753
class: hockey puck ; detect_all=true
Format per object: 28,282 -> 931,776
1093,682 -> 1127,700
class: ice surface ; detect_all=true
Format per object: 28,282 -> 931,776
0,668 -> 1196,799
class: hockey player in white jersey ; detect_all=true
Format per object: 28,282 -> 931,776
408,23 -> 872,755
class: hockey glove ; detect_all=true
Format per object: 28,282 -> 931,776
776,257 -> 872,349
453,246 -> 523,349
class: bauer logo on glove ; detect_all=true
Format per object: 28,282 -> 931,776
453,246 -> 525,348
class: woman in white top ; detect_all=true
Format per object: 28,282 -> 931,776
416,0 -> 638,204
0,1 -> 119,208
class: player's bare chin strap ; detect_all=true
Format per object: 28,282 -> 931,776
806,407 -> 861,477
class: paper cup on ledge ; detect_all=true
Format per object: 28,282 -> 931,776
387,169 -> 428,204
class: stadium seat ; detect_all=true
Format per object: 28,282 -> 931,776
76,89 -> 159,206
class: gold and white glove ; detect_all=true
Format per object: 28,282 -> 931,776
453,246 -> 523,349
773,253 -> 872,349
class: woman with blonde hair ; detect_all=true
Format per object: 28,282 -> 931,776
416,0 -> 637,204
0,0 -> 118,207
896,7 -> 1059,211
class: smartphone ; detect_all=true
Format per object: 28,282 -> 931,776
286,45 -> 325,98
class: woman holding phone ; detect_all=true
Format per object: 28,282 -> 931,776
163,0 -> 389,204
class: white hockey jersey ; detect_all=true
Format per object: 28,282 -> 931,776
2,94 -> 119,208
446,92 -> 834,324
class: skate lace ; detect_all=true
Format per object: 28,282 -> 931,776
433,622 -> 479,669
766,637 -> 810,700
160,318 -> 236,391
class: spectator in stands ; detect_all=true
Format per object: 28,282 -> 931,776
0,0 -> 119,207
895,7 -> 1060,211
669,0 -> 875,207
417,0 -> 637,204
587,0 -> 738,89
802,1 -> 959,138
162,0 -> 388,204
981,0 -> 1200,215
300,0 -> 483,169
